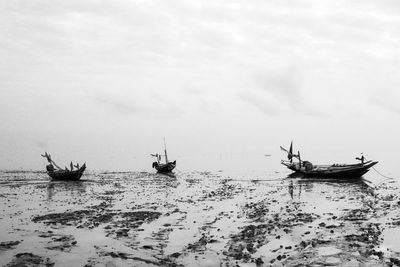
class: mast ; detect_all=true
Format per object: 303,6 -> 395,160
164,137 -> 169,163
288,141 -> 293,162
41,152 -> 63,170
298,151 -> 302,167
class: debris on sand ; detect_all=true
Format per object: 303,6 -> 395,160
32,208 -> 161,232
0,241 -> 21,251
45,234 -> 78,252
5,253 -> 54,267
32,210 -> 95,226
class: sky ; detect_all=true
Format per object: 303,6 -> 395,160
1,0 -> 400,173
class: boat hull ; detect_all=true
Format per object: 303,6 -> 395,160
154,161 -> 176,173
47,165 -> 86,181
282,161 -> 378,178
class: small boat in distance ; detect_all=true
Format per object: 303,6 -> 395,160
41,152 -> 86,181
151,139 -> 176,173
280,142 -> 378,178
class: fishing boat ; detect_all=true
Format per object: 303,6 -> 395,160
151,139 -> 176,173
41,152 -> 86,181
280,142 -> 378,178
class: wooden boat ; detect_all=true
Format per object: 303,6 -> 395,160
151,139 -> 176,173
152,160 -> 176,173
280,142 -> 378,178
41,152 -> 86,181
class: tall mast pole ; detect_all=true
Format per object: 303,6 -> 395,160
164,137 -> 169,163
298,151 -> 301,167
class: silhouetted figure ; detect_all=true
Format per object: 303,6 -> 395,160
46,164 -> 55,172
356,153 -> 365,164
70,162 -> 73,171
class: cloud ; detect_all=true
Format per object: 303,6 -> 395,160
251,67 -> 317,115
2,0 -> 400,170
236,66 -> 332,117
94,95 -> 145,115
369,90 -> 400,115
92,88 -> 190,118
237,91 -> 279,115
254,66 -> 302,105
36,141 -> 47,149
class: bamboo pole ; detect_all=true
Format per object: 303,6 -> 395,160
41,152 -> 63,170
163,137 -> 169,163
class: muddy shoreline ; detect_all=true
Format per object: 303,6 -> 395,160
1,171 -> 400,266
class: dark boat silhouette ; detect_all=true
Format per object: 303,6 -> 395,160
151,139 -> 176,173
280,142 -> 378,178
152,160 -> 176,173
41,152 -> 86,181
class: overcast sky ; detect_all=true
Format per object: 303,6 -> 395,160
1,0 -> 400,172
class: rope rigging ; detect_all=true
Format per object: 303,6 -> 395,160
362,154 -> 396,188
371,166 -> 396,188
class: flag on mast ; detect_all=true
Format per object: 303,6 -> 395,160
288,141 -> 293,161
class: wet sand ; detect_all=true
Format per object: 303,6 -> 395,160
1,170 -> 400,266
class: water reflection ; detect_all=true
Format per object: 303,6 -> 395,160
287,179 -> 303,200
288,173 -> 371,187
155,172 -> 176,179
285,174 -> 374,204
46,180 -> 88,201
287,172 -> 371,186
150,172 -> 179,186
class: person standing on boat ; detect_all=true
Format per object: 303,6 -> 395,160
356,153 -> 364,164
46,164 -> 55,172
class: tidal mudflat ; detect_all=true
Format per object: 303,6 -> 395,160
1,170 -> 400,266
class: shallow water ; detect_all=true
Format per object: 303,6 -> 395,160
1,169 -> 400,266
